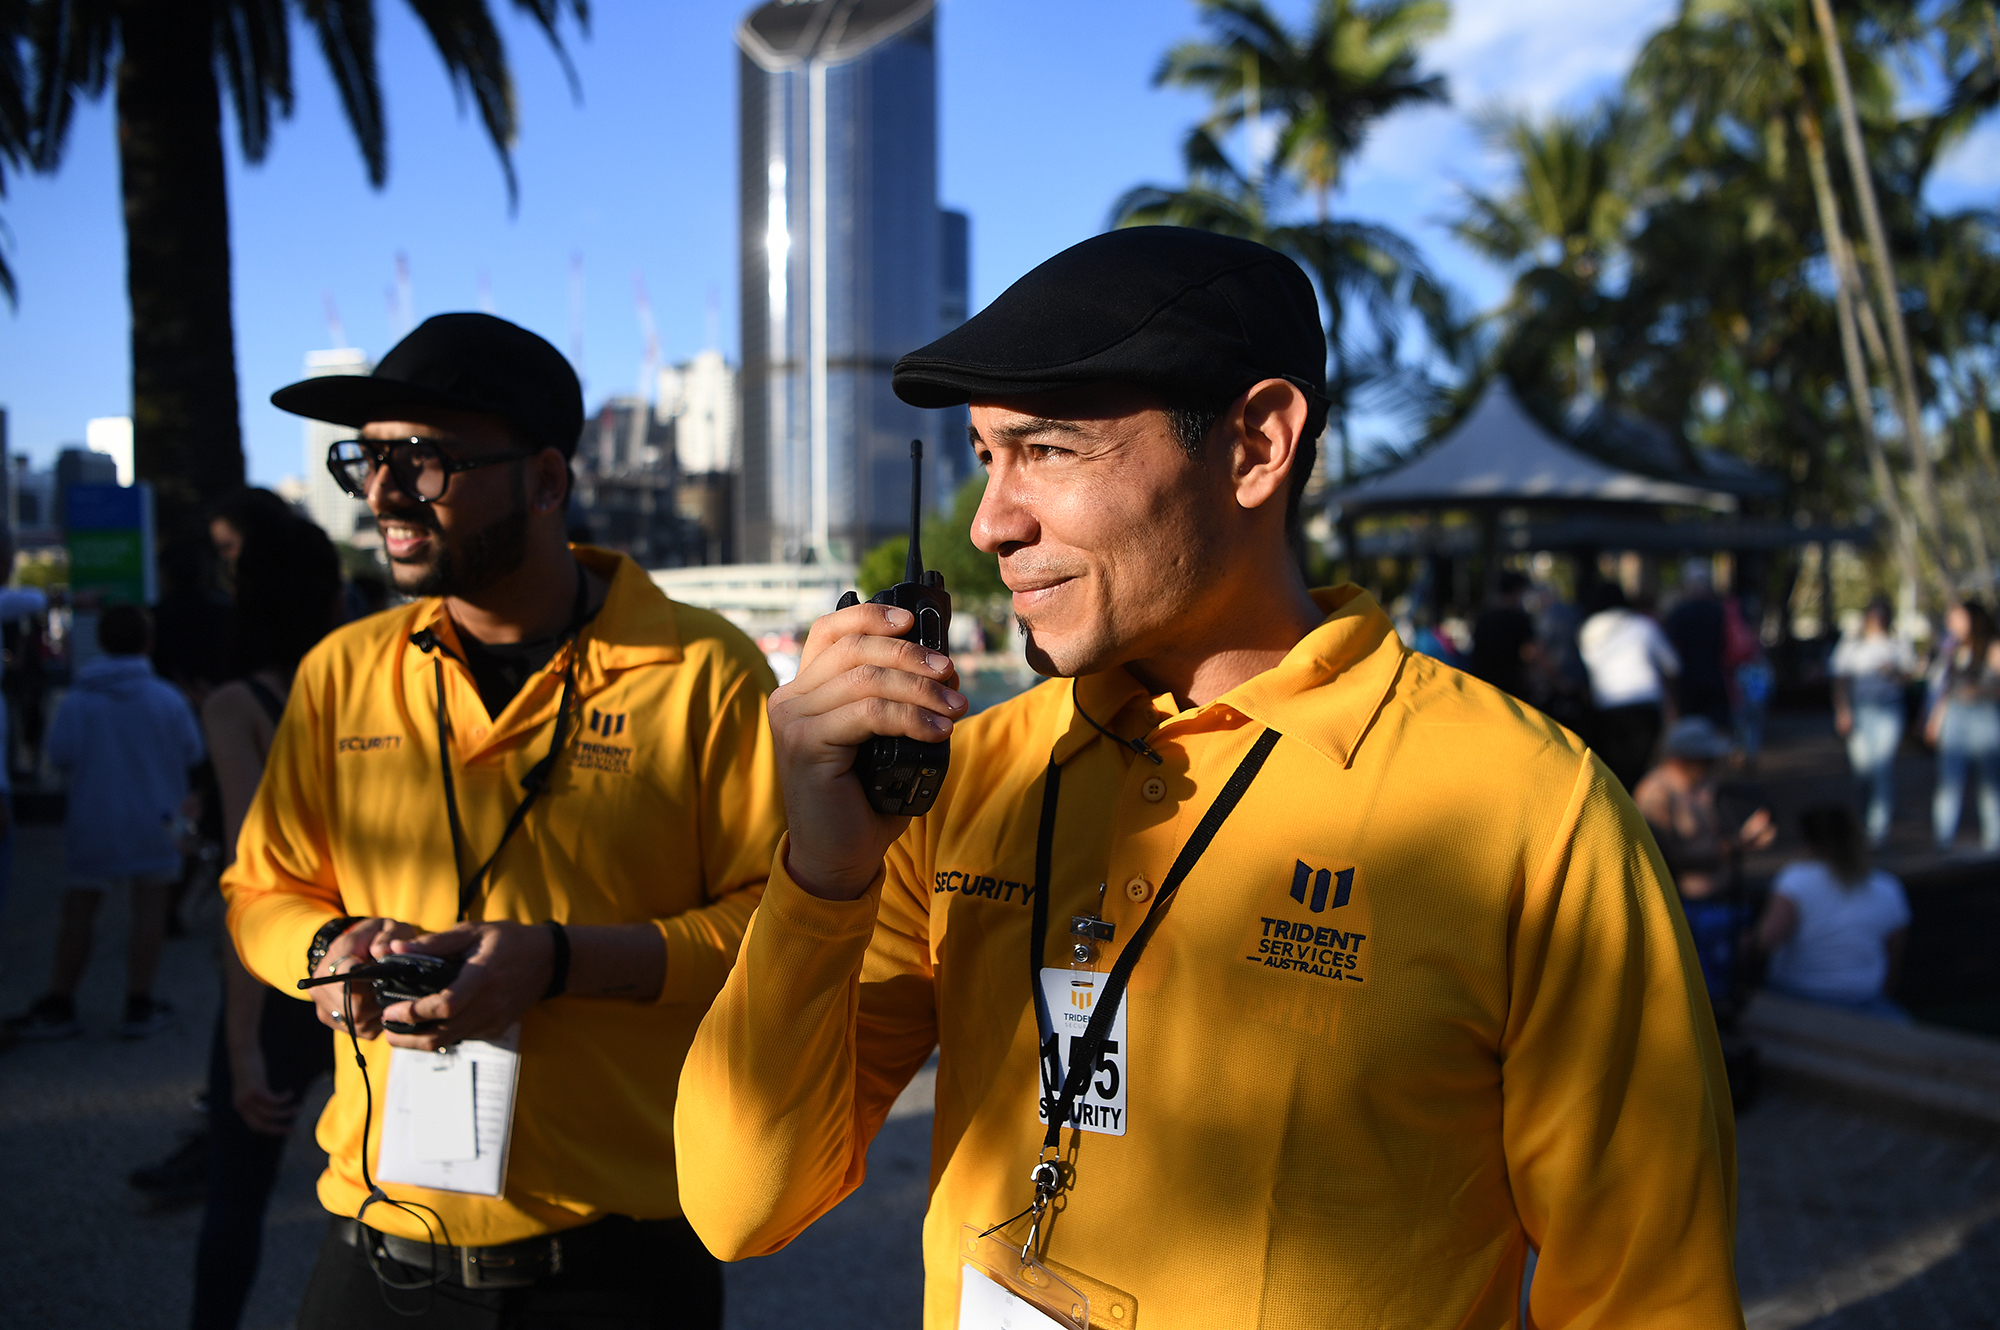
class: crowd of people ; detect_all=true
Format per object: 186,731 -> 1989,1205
0,228 -> 1981,1329
1396,560 -> 1998,1038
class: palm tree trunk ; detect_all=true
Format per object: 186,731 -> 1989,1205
1796,106 -> 1926,599
1808,0 -> 1955,580
116,0 -> 245,534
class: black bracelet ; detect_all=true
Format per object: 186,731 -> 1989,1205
543,920 -> 570,999
305,915 -> 363,980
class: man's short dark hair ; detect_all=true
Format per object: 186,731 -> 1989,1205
98,604 -> 152,656
1161,385 -> 1325,528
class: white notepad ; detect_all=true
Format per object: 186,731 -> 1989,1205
375,1025 -> 521,1197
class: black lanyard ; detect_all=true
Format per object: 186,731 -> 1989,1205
412,570 -> 591,921
1028,723 -> 1282,1156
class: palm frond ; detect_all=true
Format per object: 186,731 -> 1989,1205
215,0 -> 293,164
301,0 -> 386,185
24,0 -> 117,171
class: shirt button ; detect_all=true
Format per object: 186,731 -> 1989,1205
471,727 -> 488,742
1140,775 -> 1167,802
1125,876 -> 1153,903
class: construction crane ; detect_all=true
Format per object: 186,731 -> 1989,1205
629,270 -> 662,470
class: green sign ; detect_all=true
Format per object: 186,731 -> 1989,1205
66,482 -> 156,605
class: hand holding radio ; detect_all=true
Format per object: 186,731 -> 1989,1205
299,918 -> 558,1050
768,440 -> 967,902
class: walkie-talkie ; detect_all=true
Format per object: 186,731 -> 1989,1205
838,439 -> 951,817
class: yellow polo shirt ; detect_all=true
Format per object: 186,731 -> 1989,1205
225,547 -> 785,1246
677,586 -> 1739,1327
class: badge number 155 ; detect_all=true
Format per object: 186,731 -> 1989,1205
1035,968 -> 1127,1137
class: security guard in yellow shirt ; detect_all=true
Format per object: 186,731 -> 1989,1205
676,229 -> 1742,1328
226,314 -> 784,1327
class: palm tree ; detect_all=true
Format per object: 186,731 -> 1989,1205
1154,0 -> 1447,218
19,0 -> 586,531
1115,0 -> 1453,477
0,0 -> 29,306
1450,103 -> 1632,412
1629,0 -> 1956,589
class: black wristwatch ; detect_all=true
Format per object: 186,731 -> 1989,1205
305,916 -> 363,979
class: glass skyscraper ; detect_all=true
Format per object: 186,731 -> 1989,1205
737,0 -> 971,565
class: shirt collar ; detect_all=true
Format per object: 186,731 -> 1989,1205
1047,585 -> 1407,770
405,545 -> 683,693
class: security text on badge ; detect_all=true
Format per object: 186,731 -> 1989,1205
1036,967 -> 1127,1137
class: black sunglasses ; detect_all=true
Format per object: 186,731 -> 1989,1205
326,437 -> 537,504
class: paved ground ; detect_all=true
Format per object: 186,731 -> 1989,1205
1,702 -> 1995,1327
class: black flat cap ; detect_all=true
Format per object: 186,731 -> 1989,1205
893,226 -> 1326,410
271,313 -> 584,457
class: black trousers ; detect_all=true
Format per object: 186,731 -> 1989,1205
295,1214 -> 724,1330
1591,702 -> 1665,793
193,985 -> 336,1329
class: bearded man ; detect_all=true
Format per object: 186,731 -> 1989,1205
225,314 -> 785,1328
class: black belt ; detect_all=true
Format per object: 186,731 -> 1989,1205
336,1215 -> 638,1290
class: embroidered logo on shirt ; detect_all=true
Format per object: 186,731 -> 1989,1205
337,735 -> 403,753
1290,859 -> 1354,912
573,740 -> 633,775
1245,861 -> 1368,983
586,708 -> 627,737
933,869 -> 1031,903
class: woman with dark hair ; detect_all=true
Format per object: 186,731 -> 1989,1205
1926,599 -> 2000,852
194,515 -> 345,1328
1756,803 -> 1911,1021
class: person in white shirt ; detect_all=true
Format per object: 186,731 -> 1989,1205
1830,598 -> 1916,847
1578,581 -> 1682,790
1756,803 -> 1911,1022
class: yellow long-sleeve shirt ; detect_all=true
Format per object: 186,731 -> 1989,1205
225,547 -> 785,1246
677,586 -> 1740,1328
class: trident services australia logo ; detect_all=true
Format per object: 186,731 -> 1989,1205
1244,859 -> 1367,983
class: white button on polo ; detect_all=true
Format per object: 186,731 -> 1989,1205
1141,775 -> 1167,802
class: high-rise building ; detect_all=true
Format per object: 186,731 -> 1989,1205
659,350 -> 741,565
297,349 -> 375,543
736,0 -> 973,565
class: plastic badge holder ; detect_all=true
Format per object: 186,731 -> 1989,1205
959,1225 -> 1089,1330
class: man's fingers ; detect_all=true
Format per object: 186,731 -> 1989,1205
786,625 -> 955,701
783,657 -> 965,728
799,602 -> 914,671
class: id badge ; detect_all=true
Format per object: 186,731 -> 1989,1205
375,1025 -> 521,1196
1036,968 -> 1127,1136
959,1225 -> 1089,1330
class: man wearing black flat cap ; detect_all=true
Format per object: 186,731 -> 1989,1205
224,313 -> 785,1326
679,229 -> 1738,1328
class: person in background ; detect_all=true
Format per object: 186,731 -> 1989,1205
1831,598 -> 1916,848
1926,598 -> 2000,852
1469,569 -> 1537,701
3,606 -> 205,1039
1578,581 -> 1681,791
1723,591 -> 1772,767
127,516 -> 348,1306
191,515 -> 345,1328
1633,716 -> 1775,1016
1756,804 -> 1911,1022
1665,559 -> 1731,731
207,487 -> 297,590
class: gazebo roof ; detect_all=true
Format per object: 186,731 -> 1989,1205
1335,381 -> 1738,514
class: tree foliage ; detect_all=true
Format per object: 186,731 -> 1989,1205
858,475 -> 1010,637
1113,0 -> 1459,477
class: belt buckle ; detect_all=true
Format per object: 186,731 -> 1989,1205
458,1236 -> 561,1290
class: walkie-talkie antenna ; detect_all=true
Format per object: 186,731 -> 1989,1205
904,438 -> 925,584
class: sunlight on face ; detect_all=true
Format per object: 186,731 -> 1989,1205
968,386 -> 1233,680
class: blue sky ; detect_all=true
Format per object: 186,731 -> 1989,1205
1,0 -> 1992,485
